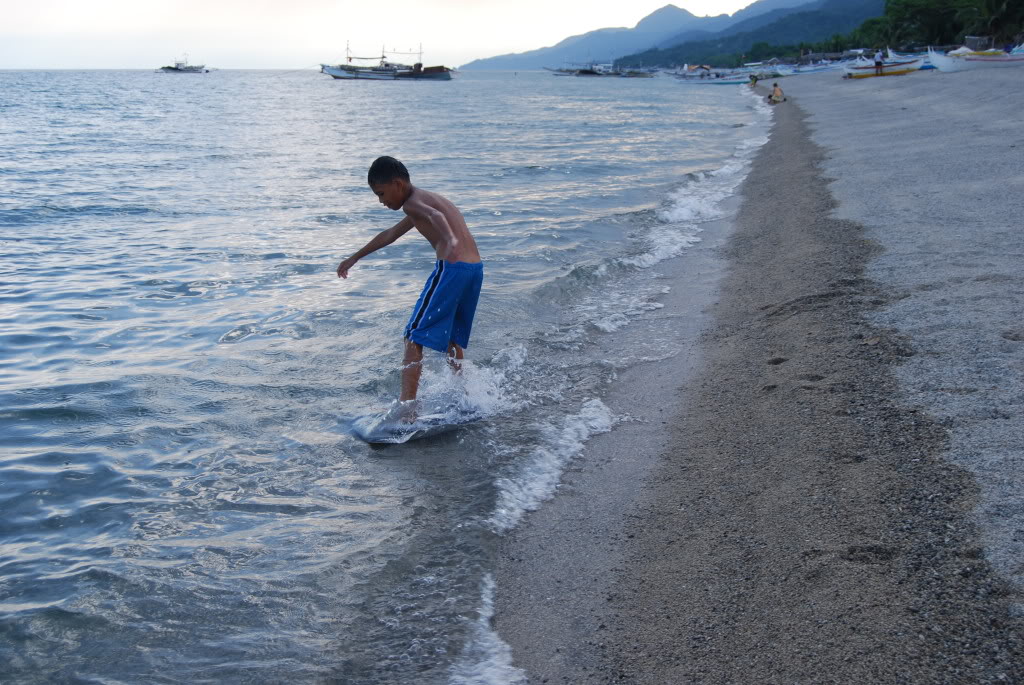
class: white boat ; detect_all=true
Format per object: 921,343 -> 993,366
886,48 -> 935,70
676,64 -> 752,83
320,45 -> 452,81
927,47 -> 1024,72
792,62 -> 842,75
574,63 -> 617,76
676,76 -> 750,85
842,56 -> 924,79
158,55 -> 209,73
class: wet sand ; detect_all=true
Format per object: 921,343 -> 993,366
494,68 -> 1024,683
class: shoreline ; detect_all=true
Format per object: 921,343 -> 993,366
494,71 -> 1024,682
492,194 -> 744,682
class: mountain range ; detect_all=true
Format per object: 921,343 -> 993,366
460,0 -> 876,69
620,0 -> 885,66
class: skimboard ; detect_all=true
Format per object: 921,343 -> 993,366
348,408 -> 483,444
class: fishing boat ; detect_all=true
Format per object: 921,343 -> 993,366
792,61 -> 842,75
574,63 -> 617,76
619,69 -> 656,78
544,62 -> 627,77
887,48 -> 935,70
320,45 -> 452,81
842,56 -> 924,79
675,64 -> 751,83
927,46 -> 1024,72
676,76 -> 750,85
158,55 -> 209,73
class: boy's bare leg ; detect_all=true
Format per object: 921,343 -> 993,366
399,340 -> 423,421
446,341 -> 464,374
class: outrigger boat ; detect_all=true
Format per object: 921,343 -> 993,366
320,44 -> 452,81
842,56 -> 923,79
928,46 -> 1024,72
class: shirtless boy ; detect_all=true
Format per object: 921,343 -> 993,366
336,156 -> 483,416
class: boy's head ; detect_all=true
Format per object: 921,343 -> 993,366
368,156 -> 411,210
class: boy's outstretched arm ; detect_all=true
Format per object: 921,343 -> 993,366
337,216 -> 415,278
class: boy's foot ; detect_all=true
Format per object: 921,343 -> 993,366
385,399 -> 420,424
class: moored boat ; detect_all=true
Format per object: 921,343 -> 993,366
158,55 -> 209,73
928,47 -> 1024,72
321,45 -> 452,81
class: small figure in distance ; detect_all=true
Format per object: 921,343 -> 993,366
336,156 -> 484,421
767,82 -> 786,104
749,73 -> 759,87
874,48 -> 884,76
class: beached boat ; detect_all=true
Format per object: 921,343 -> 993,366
158,56 -> 209,73
676,64 -> 751,83
676,77 -> 749,85
927,47 -> 1024,72
792,61 -> 842,75
320,46 -> 452,81
842,57 -> 924,79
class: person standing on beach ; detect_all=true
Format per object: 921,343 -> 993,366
336,156 -> 483,419
874,48 -> 884,76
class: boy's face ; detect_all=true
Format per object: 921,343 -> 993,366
370,179 -> 407,211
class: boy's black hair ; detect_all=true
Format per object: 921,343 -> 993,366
368,156 -> 410,186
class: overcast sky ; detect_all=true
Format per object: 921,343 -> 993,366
2,1 -> 755,69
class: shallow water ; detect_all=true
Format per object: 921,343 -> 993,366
0,68 -> 770,683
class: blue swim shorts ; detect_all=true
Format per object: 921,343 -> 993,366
405,260 -> 484,353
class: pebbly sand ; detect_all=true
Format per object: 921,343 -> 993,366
494,67 -> 1024,683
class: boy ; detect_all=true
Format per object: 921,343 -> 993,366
337,156 -> 483,418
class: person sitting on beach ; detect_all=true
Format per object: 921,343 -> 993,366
767,83 -> 785,104
874,49 -> 884,76
336,156 -> 483,420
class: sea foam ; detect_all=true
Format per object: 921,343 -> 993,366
487,399 -> 614,532
448,574 -> 528,685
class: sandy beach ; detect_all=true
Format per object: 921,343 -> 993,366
494,67 -> 1024,683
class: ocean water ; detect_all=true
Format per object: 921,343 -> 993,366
0,69 -> 770,683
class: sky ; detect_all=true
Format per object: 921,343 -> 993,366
1,0 -> 755,69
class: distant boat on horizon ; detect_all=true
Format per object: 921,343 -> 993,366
320,44 -> 452,81
158,55 -> 209,73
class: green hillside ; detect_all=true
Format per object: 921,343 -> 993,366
618,0 -> 883,67
618,0 -> 1024,68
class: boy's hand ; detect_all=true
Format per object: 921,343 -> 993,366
337,257 -> 357,278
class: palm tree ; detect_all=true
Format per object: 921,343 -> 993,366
957,0 -> 1024,42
